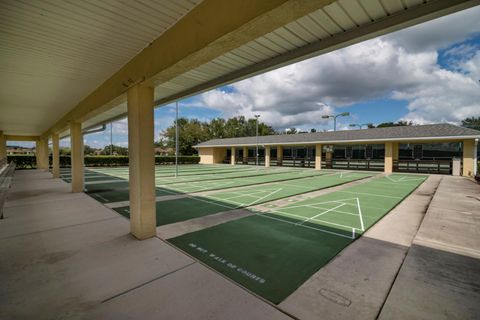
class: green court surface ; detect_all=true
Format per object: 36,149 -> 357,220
205,171 -> 374,207
114,196 -> 233,226
89,187 -> 179,204
161,169 -> 335,193
92,166 -> 300,185
90,164 -> 259,178
84,181 -> 130,193
113,171 -> 374,226
168,174 -> 426,303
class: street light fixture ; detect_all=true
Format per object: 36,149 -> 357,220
322,112 -> 350,131
349,123 -> 372,129
254,114 -> 260,167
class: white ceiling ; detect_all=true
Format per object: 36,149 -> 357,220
0,0 -> 201,136
1,0 -> 477,138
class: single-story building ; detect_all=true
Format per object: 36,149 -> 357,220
194,124 -> 480,176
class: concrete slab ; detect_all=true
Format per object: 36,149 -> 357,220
378,176 -> 480,320
1,194 -> 120,239
88,262 -> 292,320
279,175 -> 441,320
1,169 -> 289,320
378,244 -> 480,320
0,226 -> 194,319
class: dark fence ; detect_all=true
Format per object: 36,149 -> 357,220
393,159 -> 453,174
281,156 -> 315,168
324,159 -> 384,171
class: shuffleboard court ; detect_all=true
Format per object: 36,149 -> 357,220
113,171 -> 373,226
89,187 -> 179,204
91,166 -> 301,185
168,174 -> 427,303
205,171 -> 374,207
90,164 -> 259,178
161,169 -> 336,193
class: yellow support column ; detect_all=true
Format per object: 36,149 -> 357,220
127,84 -> 156,240
52,133 -> 60,178
0,131 -> 6,161
265,146 -> 271,168
315,144 -> 322,170
36,138 -> 49,170
385,142 -> 393,174
463,139 -> 475,177
243,146 -> 248,164
35,139 -> 41,169
277,146 -> 283,166
231,147 -> 236,165
70,122 -> 84,193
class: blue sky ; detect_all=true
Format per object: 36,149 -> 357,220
11,6 -> 480,149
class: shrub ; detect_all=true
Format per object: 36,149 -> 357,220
7,155 -> 36,169
7,155 -> 200,168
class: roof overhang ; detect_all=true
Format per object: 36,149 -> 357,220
195,135 -> 480,148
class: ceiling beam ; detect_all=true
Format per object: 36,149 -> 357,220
41,0 -> 335,139
5,135 -> 39,142
154,0 -> 480,106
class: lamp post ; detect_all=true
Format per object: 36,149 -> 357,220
322,112 -> 350,131
110,122 -> 113,155
254,114 -> 260,167
349,123 -> 372,129
175,101 -> 179,178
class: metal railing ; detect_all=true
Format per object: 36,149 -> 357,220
324,159 -> 384,171
281,156 -> 315,168
393,159 -> 453,174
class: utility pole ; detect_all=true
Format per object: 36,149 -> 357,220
175,101 -> 179,178
255,114 -> 260,167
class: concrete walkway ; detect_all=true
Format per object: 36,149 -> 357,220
378,176 -> 480,320
2,170 -> 479,320
279,175 -> 442,320
0,170 -> 291,320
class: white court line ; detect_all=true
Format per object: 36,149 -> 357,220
357,198 -> 365,231
253,212 -> 354,239
281,197 -> 359,211
268,209 -> 360,232
221,192 -> 268,201
243,188 -> 283,207
93,193 -> 108,202
385,175 -> 425,183
338,191 -> 402,199
85,179 -> 127,185
297,203 -> 346,226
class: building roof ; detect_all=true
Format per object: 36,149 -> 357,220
195,124 -> 480,148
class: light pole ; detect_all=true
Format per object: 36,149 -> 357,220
349,123 -> 371,129
175,101 -> 179,178
110,122 -> 113,155
254,114 -> 260,167
322,112 -> 350,131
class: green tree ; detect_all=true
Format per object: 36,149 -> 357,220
59,147 -> 71,155
461,116 -> 480,130
375,121 -> 414,128
162,116 -> 276,155
101,144 -> 128,155
83,145 -> 95,155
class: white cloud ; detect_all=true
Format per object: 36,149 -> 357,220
199,6 -> 480,129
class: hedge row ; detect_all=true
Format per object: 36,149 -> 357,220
7,155 -> 200,169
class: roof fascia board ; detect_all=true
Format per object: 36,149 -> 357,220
195,135 -> 480,148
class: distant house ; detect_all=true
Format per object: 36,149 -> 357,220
7,146 -> 35,155
155,147 -> 173,156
